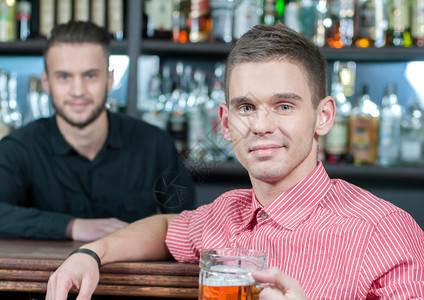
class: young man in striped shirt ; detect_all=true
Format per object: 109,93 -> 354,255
47,23 -> 424,299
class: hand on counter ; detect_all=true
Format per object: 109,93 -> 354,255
46,251 -> 99,300
66,218 -> 129,242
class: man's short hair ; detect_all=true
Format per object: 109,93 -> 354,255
225,23 -> 327,108
43,21 -> 111,72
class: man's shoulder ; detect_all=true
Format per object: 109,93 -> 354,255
326,179 -> 404,226
4,118 -> 50,144
111,112 -> 170,138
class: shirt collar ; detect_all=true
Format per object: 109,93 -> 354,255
49,110 -> 123,156
245,161 -> 331,231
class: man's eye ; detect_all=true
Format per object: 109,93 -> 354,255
86,74 -> 96,79
279,104 -> 291,111
240,105 -> 253,113
60,74 -> 69,80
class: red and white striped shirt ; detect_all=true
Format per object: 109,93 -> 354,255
166,162 -> 424,299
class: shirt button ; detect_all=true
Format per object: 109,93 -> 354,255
261,212 -> 268,219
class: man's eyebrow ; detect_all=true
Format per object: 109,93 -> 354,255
229,93 -> 303,106
229,96 -> 254,107
270,92 -> 303,102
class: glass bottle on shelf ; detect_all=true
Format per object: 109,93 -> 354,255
411,0 -> 424,47
262,0 -> 277,25
325,61 -> 355,164
0,0 -> 16,42
39,0 -> 55,38
387,0 -> 412,47
167,62 -> 189,158
187,69 -> 208,161
327,0 -> 357,48
56,0 -> 72,25
74,0 -> 90,22
108,0 -> 124,40
189,0 -> 211,43
312,0 -> 329,47
140,70 -> 168,130
284,0 -> 301,32
6,72 -> 22,130
299,0 -> 315,39
0,71 -> 11,139
145,0 -> 173,40
349,85 -> 380,166
400,101 -> 424,166
355,0 -> 388,48
172,0 -> 190,43
210,0 -> 237,43
377,82 -> 402,167
91,0 -> 106,28
233,0 -> 263,40
23,76 -> 41,125
16,0 -> 31,41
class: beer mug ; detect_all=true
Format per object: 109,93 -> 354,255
199,248 -> 268,300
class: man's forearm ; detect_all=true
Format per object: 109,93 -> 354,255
79,214 -> 178,265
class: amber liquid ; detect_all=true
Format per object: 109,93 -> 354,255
199,284 -> 260,300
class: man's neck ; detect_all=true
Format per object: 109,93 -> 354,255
56,111 -> 109,161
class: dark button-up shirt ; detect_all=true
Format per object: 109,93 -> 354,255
0,111 -> 195,239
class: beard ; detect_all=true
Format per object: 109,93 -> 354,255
52,90 -> 108,129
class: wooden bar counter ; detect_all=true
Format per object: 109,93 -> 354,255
0,239 -> 199,299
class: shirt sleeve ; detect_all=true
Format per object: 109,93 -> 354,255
0,137 -> 73,240
359,210 -> 424,299
166,203 -> 214,263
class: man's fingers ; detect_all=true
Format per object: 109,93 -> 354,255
76,279 -> 96,300
46,273 -> 73,300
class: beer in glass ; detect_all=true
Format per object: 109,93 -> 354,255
199,248 -> 268,300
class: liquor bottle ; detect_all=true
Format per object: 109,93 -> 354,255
39,0 -> 55,38
172,0 -> 190,42
74,0 -> 90,22
233,0 -> 262,40
187,70 -> 208,161
411,0 -> 424,47
377,82 -> 402,166
299,0 -> 315,39
327,0 -> 357,48
16,0 -> 31,41
167,62 -> 189,158
189,0 -> 211,43
6,72 -> 22,130
23,76 -> 41,125
210,0 -> 237,43
387,0 -> 412,47
312,0 -> 329,47
56,0 -> 72,25
108,0 -> 124,40
400,101 -> 424,166
262,0 -> 277,24
0,0 -> 16,42
349,85 -> 380,165
325,79 -> 352,164
145,0 -> 173,40
355,0 -> 388,48
205,63 -> 229,161
0,71 -> 11,137
140,70 -> 168,130
284,0 -> 301,32
91,0 -> 106,28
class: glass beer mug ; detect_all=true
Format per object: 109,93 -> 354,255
199,248 -> 268,300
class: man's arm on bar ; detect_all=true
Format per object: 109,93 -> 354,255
46,214 -> 177,300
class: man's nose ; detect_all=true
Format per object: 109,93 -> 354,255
250,108 -> 276,135
70,77 -> 86,97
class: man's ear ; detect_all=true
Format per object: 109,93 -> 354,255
40,70 -> 50,94
219,102 -> 232,142
315,96 -> 336,136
